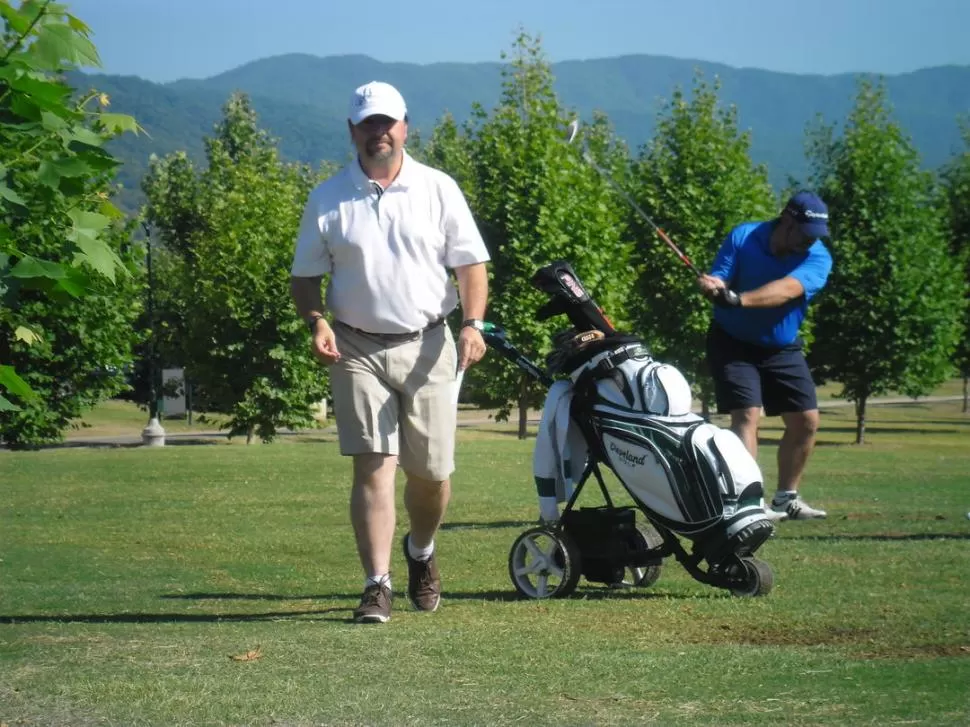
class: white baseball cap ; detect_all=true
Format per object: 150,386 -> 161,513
348,81 -> 407,124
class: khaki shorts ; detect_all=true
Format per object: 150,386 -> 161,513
329,322 -> 459,481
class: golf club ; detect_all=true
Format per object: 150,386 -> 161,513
564,119 -> 705,279
480,322 -> 555,387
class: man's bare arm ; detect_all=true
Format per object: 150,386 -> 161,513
453,262 -> 488,371
738,276 -> 805,308
453,263 -> 488,321
290,275 -> 325,322
290,275 -> 340,364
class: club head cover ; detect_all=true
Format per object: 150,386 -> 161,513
531,260 -> 616,334
531,260 -> 590,303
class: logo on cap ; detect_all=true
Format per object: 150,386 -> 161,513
348,81 -> 407,124
785,190 -> 830,238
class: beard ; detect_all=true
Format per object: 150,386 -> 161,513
363,136 -> 396,162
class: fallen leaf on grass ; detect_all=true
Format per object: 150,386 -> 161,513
229,645 -> 263,662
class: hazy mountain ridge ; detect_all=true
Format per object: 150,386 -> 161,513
75,54 -> 970,209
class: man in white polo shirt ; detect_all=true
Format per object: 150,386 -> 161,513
290,81 -> 490,624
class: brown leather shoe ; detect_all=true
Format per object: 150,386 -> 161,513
353,582 -> 392,623
402,534 -> 441,612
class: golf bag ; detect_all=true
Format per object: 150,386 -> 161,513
486,260 -> 775,597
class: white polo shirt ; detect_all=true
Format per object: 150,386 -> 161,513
291,151 -> 490,334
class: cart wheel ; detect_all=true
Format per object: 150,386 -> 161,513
730,557 -> 774,597
508,526 -> 582,599
617,522 -> 664,588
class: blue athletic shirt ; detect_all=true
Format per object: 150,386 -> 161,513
710,221 -> 832,347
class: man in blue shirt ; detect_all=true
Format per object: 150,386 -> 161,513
697,191 -> 833,521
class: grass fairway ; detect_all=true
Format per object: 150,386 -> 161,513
2,401 -> 969,726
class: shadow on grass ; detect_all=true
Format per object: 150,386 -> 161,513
36,441 -> 143,450
0,607 -> 348,624
159,590 -> 525,603
157,587 -> 700,604
28,430 -> 342,451
857,419 -> 970,427
784,532 -> 970,542
0,583 -> 718,625
26,437 -> 225,451
816,425 -> 966,436
755,437 -> 849,448
440,520 -> 535,531
457,425 -> 538,439
753,434 -> 964,448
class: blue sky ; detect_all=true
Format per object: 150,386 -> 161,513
66,0 -> 970,82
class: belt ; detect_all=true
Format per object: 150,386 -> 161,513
334,317 -> 445,343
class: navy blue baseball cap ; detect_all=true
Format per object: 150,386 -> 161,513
784,191 -> 830,238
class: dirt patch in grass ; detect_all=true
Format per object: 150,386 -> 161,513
856,643 -> 970,660
704,624 -> 880,647
839,512 -> 885,521
686,623 -> 970,659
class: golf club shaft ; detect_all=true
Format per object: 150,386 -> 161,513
567,121 -> 704,279
585,154 -> 703,278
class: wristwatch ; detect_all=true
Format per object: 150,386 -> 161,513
461,318 -> 486,332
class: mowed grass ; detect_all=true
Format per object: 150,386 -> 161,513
2,401 -> 969,726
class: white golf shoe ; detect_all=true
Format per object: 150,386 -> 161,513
768,496 -> 827,521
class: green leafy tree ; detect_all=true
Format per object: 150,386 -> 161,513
940,117 -> 970,413
422,34 -> 634,437
420,113 -> 477,205
806,80 -> 965,443
1,223 -> 142,447
0,0 -> 141,445
628,74 -> 777,414
143,93 -> 331,443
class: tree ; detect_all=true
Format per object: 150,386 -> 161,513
134,152 -> 199,413
421,34 -> 635,437
628,73 -> 777,415
0,0 -> 141,446
142,93 -> 331,443
940,117 -> 970,413
806,80 -> 966,443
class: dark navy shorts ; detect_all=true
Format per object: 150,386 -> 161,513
706,325 -> 818,416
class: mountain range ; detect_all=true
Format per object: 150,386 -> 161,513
70,54 -> 970,211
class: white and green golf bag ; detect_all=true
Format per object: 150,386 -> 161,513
525,260 -> 775,568
568,341 -> 770,551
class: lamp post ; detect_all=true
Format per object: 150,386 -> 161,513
141,222 -> 166,447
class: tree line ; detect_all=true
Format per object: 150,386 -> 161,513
1,8 -> 968,448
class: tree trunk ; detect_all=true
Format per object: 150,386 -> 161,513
186,376 -> 193,426
518,375 -> 529,440
246,425 -> 254,445
854,397 -> 867,444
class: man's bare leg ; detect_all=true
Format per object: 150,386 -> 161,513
777,409 -> 820,493
350,453 -> 399,577
404,475 -> 450,550
730,406 -> 762,459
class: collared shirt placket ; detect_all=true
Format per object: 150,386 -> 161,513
370,181 -> 386,231
368,180 -> 397,379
